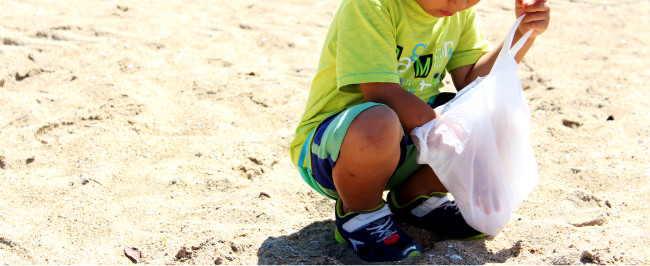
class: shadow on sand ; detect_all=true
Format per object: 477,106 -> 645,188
257,220 -> 522,265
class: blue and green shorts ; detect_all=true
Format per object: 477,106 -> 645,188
295,102 -> 423,199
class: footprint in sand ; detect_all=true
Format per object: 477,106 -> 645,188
564,190 -> 610,227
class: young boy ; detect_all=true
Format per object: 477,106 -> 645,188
290,0 -> 550,262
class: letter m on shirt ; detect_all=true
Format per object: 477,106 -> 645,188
413,54 -> 433,78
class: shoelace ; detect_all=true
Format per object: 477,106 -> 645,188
439,200 -> 461,214
367,218 -> 396,243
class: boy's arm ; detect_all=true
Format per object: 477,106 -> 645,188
449,30 -> 532,90
360,82 -> 436,134
450,0 -> 550,90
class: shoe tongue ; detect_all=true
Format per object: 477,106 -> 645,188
370,216 -> 389,226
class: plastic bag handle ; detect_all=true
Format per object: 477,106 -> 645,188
503,15 -> 534,57
511,30 -> 533,56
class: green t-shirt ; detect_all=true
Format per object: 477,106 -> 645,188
290,0 -> 490,166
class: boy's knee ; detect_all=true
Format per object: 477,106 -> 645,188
347,105 -> 402,151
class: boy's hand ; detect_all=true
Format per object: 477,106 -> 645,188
515,0 -> 550,38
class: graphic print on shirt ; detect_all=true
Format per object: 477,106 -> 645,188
397,41 -> 455,93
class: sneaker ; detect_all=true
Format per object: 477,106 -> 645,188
334,200 -> 422,262
388,191 -> 487,240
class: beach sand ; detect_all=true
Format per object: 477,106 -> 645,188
1,0 -> 649,264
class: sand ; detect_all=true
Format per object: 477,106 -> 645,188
1,0 -> 649,264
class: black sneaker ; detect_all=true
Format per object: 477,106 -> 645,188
388,191 -> 487,240
334,200 -> 422,262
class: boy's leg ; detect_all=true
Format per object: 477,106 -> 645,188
332,105 -> 403,213
394,165 -> 447,205
384,152 -> 451,213
388,164 -> 486,240
328,96 -> 452,211
303,103 -> 422,261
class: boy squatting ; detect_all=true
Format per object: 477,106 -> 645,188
289,0 -> 550,262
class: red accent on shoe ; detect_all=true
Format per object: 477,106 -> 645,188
383,233 -> 400,245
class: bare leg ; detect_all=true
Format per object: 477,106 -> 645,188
332,106 -> 403,213
395,165 -> 448,205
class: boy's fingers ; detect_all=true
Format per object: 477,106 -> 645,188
521,10 -> 550,24
523,0 -> 550,12
515,0 -> 523,7
516,0 -> 550,37
520,20 -> 549,37
524,20 -> 550,31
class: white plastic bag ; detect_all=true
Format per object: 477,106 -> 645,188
410,16 -> 538,236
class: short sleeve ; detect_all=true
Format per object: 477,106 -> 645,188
446,8 -> 490,71
336,0 -> 401,93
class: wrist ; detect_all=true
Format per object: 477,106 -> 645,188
514,28 -> 536,43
